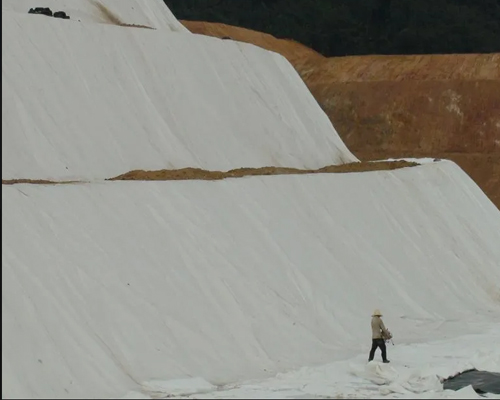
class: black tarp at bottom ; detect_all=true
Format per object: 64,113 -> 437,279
443,369 -> 500,394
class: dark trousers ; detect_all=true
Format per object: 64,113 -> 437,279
369,339 -> 387,362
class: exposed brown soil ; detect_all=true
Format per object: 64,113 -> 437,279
181,20 -> 500,210
302,53 -> 500,83
2,162 -> 417,185
108,161 -> 418,181
313,80 -> 500,154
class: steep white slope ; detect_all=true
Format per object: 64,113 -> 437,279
2,12 -> 356,181
1,0 -> 188,31
3,161 -> 500,399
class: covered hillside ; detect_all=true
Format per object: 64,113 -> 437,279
2,1 -> 355,181
2,1 -> 500,399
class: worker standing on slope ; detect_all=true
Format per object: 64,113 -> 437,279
368,309 -> 390,363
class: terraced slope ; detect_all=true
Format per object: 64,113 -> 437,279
3,3 -> 500,399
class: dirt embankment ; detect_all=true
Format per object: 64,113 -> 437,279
305,54 -> 500,153
181,20 -> 500,210
2,161 -> 418,185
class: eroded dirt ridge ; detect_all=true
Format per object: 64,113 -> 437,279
2,161 -> 418,185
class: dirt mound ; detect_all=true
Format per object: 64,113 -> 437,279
181,20 -> 500,210
2,162 -> 417,185
108,161 -> 417,181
